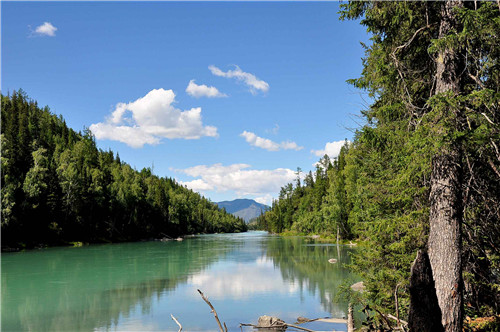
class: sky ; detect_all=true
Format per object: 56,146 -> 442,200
1,1 -> 371,205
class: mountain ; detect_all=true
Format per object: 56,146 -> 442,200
217,199 -> 270,222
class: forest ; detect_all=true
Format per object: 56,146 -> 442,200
255,1 -> 499,330
1,90 -> 247,250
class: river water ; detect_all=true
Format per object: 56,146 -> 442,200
2,231 -> 359,331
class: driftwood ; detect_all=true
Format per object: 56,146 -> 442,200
195,289 -> 349,332
171,314 -> 182,332
198,289 -> 227,332
240,322 -> 317,332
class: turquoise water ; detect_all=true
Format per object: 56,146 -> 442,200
2,231 -> 358,331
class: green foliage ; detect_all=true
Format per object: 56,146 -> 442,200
258,0 -> 499,323
1,91 -> 246,249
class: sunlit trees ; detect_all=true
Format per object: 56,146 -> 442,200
1,91 -> 246,249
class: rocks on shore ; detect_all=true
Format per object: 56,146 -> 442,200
257,315 -> 286,329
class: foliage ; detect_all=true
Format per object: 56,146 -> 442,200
257,1 -> 499,323
1,91 -> 246,249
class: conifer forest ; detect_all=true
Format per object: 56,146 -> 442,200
2,1 -> 499,331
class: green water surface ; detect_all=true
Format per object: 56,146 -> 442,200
2,231 -> 358,331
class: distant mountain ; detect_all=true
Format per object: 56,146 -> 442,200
217,199 -> 270,222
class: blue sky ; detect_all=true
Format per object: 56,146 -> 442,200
2,1 -> 370,205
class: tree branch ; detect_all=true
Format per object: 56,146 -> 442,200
198,289 -> 225,332
171,314 -> 182,332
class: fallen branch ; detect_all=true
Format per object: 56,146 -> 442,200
198,289 -> 226,332
387,314 -> 408,326
171,314 -> 182,332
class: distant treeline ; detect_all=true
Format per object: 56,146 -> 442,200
256,1 -> 499,327
1,91 -> 246,249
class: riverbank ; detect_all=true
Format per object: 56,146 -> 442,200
1,230 -> 245,252
277,230 -> 360,246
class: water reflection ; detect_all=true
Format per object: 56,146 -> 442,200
2,232 -> 357,331
264,236 -> 357,318
2,240 -> 232,331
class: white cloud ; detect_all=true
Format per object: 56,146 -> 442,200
34,22 -> 57,37
240,131 -> 303,152
175,163 -> 296,196
255,194 -> 274,206
187,258 -> 300,300
209,65 -> 269,94
179,179 -> 214,191
90,88 -> 218,148
185,80 -> 227,98
311,140 -> 349,159
265,124 -> 280,135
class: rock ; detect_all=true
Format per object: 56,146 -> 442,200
328,258 -> 338,264
350,281 -> 365,293
175,237 -> 183,241
257,315 -> 286,328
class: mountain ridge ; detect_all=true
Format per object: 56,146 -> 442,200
217,199 -> 270,222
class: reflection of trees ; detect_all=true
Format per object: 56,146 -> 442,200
2,238 -> 233,331
264,236 -> 358,318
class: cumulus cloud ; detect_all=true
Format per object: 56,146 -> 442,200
90,88 -> 218,148
255,194 -> 274,206
185,80 -> 227,98
209,65 -> 269,94
240,131 -> 303,152
311,140 -> 349,159
34,22 -> 57,37
175,163 -> 296,196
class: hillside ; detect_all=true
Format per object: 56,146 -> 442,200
1,91 -> 247,250
217,199 -> 269,222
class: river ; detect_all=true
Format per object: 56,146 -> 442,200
2,231 -> 359,331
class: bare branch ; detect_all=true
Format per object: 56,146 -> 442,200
481,112 -> 496,125
393,25 -> 433,55
171,314 -> 182,332
197,289 -> 225,332
491,139 -> 500,162
394,283 -> 401,327
468,73 -> 485,89
387,314 -> 409,326
487,159 -> 500,178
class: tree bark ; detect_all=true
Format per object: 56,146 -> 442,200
428,1 -> 464,332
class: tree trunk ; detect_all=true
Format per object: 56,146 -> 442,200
428,1 -> 464,332
408,250 -> 444,332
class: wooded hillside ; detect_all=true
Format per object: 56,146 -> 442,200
1,91 -> 247,250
